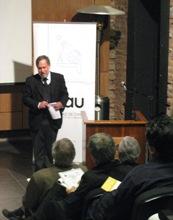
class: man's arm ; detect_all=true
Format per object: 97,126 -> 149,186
23,175 -> 42,213
23,77 -> 40,111
57,74 -> 69,108
89,174 -> 136,220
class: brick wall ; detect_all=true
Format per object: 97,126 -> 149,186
167,0 -> 173,116
109,0 -> 128,119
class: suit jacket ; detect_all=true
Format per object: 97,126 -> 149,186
73,160 -> 137,198
23,164 -> 87,213
23,72 -> 69,131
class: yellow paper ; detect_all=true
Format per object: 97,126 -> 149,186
101,176 -> 121,192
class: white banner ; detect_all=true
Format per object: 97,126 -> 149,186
33,22 -> 96,162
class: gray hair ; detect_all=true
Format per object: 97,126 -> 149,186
119,136 -> 141,162
52,138 -> 75,168
88,133 -> 116,165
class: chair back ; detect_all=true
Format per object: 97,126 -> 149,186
81,188 -> 104,220
131,186 -> 173,220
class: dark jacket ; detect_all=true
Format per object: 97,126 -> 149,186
23,164 -> 87,214
33,160 -> 137,220
35,160 -> 137,220
90,159 -> 173,220
73,160 -> 137,197
23,72 -> 69,131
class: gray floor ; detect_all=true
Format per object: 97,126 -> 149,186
0,137 -> 32,220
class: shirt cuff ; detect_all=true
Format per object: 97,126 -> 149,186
37,102 -> 41,109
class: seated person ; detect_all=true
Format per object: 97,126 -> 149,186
30,132 -> 141,220
118,135 -> 141,166
2,138 -> 87,220
88,115 -> 173,220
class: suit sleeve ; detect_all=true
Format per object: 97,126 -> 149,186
23,175 -> 42,212
59,75 -> 69,108
22,77 -> 39,111
90,173 -> 136,220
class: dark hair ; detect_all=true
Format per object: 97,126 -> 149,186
146,115 -> 173,159
36,55 -> 50,67
87,133 -> 115,165
52,138 -> 75,168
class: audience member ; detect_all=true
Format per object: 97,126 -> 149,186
2,138 -> 86,220
87,115 -> 173,220
31,132 -> 141,220
118,136 -> 141,163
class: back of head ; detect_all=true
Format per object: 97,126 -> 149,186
88,132 -> 115,166
146,115 -> 173,160
52,138 -> 75,168
119,136 -> 141,162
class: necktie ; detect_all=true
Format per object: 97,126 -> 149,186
42,77 -> 50,101
43,77 -> 48,85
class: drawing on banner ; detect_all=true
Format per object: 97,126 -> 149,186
55,35 -> 82,77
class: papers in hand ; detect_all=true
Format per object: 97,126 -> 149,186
58,168 -> 84,189
101,176 -> 121,192
48,103 -> 61,119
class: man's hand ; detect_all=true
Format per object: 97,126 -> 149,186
38,101 -> 49,109
51,102 -> 63,110
66,186 -> 77,194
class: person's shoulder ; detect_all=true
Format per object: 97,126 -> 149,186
123,163 -> 147,179
51,72 -> 63,78
130,162 -> 146,170
51,72 -> 66,82
32,167 -> 55,180
72,163 -> 88,172
119,161 -> 139,170
111,159 -> 121,166
81,167 -> 99,179
25,74 -> 40,82
33,167 -> 50,175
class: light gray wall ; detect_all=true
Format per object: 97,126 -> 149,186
0,0 -> 32,83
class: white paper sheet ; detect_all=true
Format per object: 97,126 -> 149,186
48,103 -> 61,119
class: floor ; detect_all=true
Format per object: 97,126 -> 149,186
0,135 -> 33,220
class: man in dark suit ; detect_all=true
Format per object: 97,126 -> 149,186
23,55 -> 69,171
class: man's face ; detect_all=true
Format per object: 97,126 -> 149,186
37,59 -> 50,78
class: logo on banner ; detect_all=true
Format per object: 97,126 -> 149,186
66,97 -> 84,108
